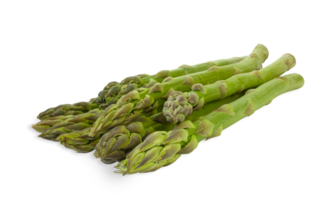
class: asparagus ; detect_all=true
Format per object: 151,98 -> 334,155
94,93 -> 244,164
97,76 -> 148,107
55,108 -> 164,154
99,56 -> 247,107
57,128 -> 101,153
31,96 -> 165,144
36,79 -> 119,120
53,99 -> 167,154
37,75 -> 149,120
33,109 -> 103,141
115,73 -> 305,174
37,56 -> 246,120
119,54 -> 247,95
37,98 -> 99,120
89,44 -> 269,136
54,93 -> 243,157
163,53 -> 296,123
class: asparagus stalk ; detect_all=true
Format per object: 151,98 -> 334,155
31,97 -> 165,142
57,128 -> 101,153
33,109 -> 103,141
36,79 -> 120,120
119,54 -> 247,95
94,93 -> 244,164
37,78 -> 141,120
99,56 -> 247,107
97,76 -> 147,107
54,93 -> 243,157
95,121 -> 175,163
37,56 -> 246,120
89,44 -> 268,136
31,83 -> 166,142
115,73 -> 305,175
163,53 -> 296,123
37,98 -> 100,120
53,99 -> 167,153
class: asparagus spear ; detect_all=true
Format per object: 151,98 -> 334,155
57,128 -> 101,153
163,53 -> 296,123
89,44 -> 269,136
37,56 -> 246,120
115,73 -> 305,175
53,100 -> 167,153
119,54 -> 247,95
31,96 -> 165,144
37,98 -> 99,120
33,109 -> 103,141
94,93 -> 244,164
54,93 -> 243,157
97,76 -> 147,107
36,79 -> 120,120
99,56 -> 247,107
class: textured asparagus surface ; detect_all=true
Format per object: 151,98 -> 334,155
89,44 -> 268,136
34,98 -> 165,141
34,109 -> 103,141
163,53 -> 296,123
37,56 -> 246,120
115,73 -> 304,175
35,55 -> 247,138
31,44 -> 305,177
94,92 -> 244,164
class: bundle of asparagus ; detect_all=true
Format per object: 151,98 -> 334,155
163,53 -> 295,123
89,44 -> 268,136
37,56 -> 246,120
32,44 -> 304,175
94,93 -> 244,164
88,52 -> 297,164
31,46 -> 253,142
115,73 -> 304,174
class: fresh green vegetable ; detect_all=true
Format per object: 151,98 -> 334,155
94,92 -> 244,164
89,44 -> 268,136
31,54 -> 246,142
54,97 -> 167,151
57,128 -> 100,153
54,93 -> 243,157
34,99 -> 165,141
33,109 -> 103,141
115,73 -> 304,175
163,53 -> 296,123
98,56 -> 247,108
37,98 -> 99,120
37,56 -> 246,120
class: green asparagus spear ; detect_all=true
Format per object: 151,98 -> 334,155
35,99 -> 166,141
36,80 -> 120,120
99,56 -> 247,107
57,128 -> 101,153
37,56 -> 246,120
97,76 -> 147,107
94,92 -> 244,164
33,109 -> 103,141
54,93 -> 243,156
36,79 -> 120,120
89,44 -> 268,136
53,99 -> 167,152
163,53 -> 296,123
37,98 -> 99,120
115,73 -> 304,175
119,54 -> 247,95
